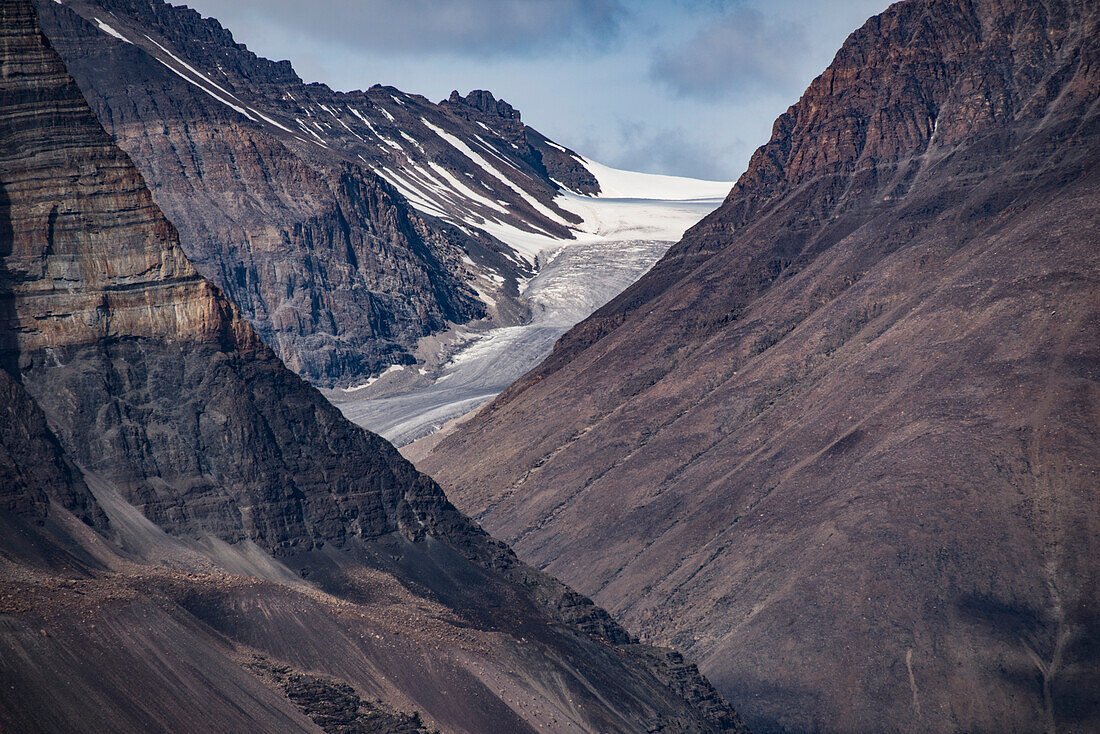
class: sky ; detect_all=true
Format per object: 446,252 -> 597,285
183,0 -> 893,181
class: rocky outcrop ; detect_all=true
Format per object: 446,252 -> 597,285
443,89 -> 600,194
420,0 -> 1100,731
0,370 -> 104,528
31,0 -> 602,388
0,1 -> 747,731
245,655 -> 440,734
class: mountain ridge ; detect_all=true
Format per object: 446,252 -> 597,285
419,0 -> 1100,730
32,0 -> 652,388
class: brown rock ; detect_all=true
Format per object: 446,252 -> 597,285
420,0 -> 1100,731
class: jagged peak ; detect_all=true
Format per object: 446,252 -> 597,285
445,88 -> 521,120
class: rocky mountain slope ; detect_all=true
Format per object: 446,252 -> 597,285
0,2 -> 749,730
30,0 -> 632,387
419,0 -> 1100,731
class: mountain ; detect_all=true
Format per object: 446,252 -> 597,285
418,0 -> 1100,731
29,0 -> 648,388
0,1 -> 749,731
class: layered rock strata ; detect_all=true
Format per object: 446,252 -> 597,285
0,2 -> 747,731
32,0 -> 601,386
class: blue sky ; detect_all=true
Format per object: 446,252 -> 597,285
184,0 -> 893,180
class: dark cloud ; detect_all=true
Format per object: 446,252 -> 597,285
650,7 -> 809,99
193,0 -> 626,57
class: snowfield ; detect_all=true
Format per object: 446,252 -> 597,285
577,156 -> 732,200
458,156 -> 730,262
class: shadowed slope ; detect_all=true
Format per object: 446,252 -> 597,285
420,0 -> 1100,730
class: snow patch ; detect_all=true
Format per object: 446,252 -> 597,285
342,364 -> 406,392
94,18 -> 131,43
577,156 -> 731,200
350,108 -> 387,143
474,135 -> 525,173
398,131 -> 423,150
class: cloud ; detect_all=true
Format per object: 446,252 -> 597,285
650,6 -> 810,99
195,0 -> 626,57
592,122 -> 746,180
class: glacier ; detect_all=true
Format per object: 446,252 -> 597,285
327,159 -> 730,447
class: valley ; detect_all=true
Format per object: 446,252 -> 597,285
3,0 -> 1097,732
0,2 -> 748,730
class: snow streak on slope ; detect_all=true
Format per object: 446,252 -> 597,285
56,0 -> 727,276
421,118 -> 571,229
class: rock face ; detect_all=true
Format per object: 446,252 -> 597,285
0,2 -> 747,731
419,0 -> 1100,731
31,0 -> 600,387
442,89 -> 601,195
